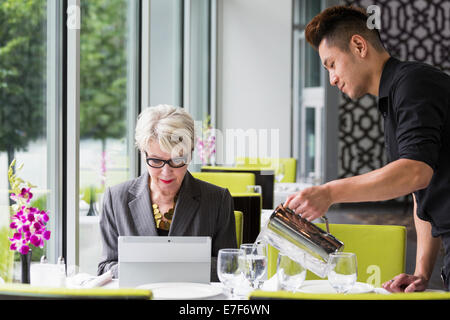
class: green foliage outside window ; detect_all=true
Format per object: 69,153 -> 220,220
80,0 -> 128,152
0,0 -> 46,167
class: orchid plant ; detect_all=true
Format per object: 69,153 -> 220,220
8,160 -> 51,255
196,115 -> 216,166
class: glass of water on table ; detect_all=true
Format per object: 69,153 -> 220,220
217,248 -> 245,298
327,252 -> 357,293
277,252 -> 306,292
240,242 -> 268,289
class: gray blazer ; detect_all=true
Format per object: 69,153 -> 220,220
97,171 -> 237,281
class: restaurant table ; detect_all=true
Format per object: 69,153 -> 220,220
101,275 -> 278,300
273,182 -> 313,208
102,279 -> 236,300
99,275 -> 398,300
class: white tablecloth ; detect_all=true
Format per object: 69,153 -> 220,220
100,275 -> 279,300
273,182 -> 313,208
99,275 -> 393,299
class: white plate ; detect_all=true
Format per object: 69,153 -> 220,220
297,280 -> 374,294
137,282 -> 223,300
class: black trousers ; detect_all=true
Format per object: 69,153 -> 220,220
441,233 -> 450,291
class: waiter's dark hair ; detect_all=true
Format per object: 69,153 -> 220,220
305,5 -> 385,52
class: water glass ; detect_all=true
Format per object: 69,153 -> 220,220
217,249 -> 245,298
246,185 -> 262,194
240,242 -> 267,289
327,252 -> 357,294
275,163 -> 285,183
277,252 -> 306,292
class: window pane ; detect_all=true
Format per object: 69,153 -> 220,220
189,0 -> 212,172
305,45 -> 321,87
0,0 -> 59,277
302,0 -> 321,87
299,0 -> 321,26
79,0 -> 138,275
149,0 -> 183,106
190,0 -> 211,121
305,107 -> 316,175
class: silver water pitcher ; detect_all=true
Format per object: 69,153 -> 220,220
258,204 -> 344,278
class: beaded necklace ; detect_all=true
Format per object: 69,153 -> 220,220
152,196 -> 177,231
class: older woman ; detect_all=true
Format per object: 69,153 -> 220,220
97,105 -> 237,281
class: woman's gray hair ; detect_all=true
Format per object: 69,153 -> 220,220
135,105 -> 195,157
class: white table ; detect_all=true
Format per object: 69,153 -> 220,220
98,276 -> 280,300
273,182 -> 313,208
99,276 -> 394,299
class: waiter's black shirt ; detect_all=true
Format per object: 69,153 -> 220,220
378,57 -> 450,237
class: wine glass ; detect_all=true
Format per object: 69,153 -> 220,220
240,242 -> 267,289
275,163 -> 285,183
277,252 -> 306,292
327,252 -> 357,294
246,185 -> 262,194
217,248 -> 245,298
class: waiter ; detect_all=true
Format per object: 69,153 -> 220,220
285,5 -> 450,292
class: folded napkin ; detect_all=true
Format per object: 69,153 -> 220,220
66,270 -> 113,289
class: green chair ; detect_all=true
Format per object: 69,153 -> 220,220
193,171 -> 262,243
235,157 -> 297,183
267,223 -> 407,288
234,210 -> 243,247
191,171 -> 256,193
200,166 -> 273,209
0,283 -> 152,300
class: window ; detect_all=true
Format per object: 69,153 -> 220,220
292,0 -> 338,183
144,0 -> 215,172
148,0 -> 183,107
187,0 -> 215,171
188,0 -> 212,121
1,0 -> 214,280
78,0 -> 140,275
0,0 -> 62,275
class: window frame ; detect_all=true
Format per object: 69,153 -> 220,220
46,0 -> 65,264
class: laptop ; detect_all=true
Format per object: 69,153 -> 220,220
118,236 -> 211,287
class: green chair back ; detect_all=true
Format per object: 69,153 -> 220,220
235,157 -> 297,183
191,172 -> 256,193
234,210 -> 243,247
192,172 -> 261,244
267,223 -> 406,288
0,283 -> 152,300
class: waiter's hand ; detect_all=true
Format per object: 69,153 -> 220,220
382,273 -> 428,293
284,185 -> 333,221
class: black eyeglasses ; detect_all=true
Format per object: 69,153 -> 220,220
145,153 -> 188,169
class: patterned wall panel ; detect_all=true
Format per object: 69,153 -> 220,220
338,0 -> 450,178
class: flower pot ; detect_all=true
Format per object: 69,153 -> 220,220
20,250 -> 32,284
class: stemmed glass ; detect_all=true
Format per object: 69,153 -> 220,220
217,248 -> 245,298
327,252 -> 357,294
275,163 -> 285,183
246,185 -> 262,194
240,242 -> 268,289
277,252 -> 306,292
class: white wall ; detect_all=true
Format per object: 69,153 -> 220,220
216,0 -> 292,163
